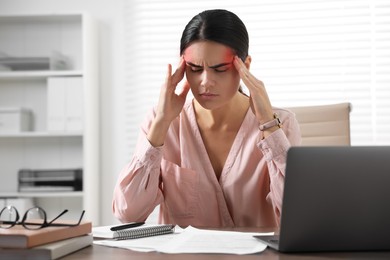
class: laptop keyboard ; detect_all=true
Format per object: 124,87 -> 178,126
266,235 -> 280,243
254,235 -> 280,243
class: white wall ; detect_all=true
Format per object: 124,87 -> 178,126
0,0 -> 127,225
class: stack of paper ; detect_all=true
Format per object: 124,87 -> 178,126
93,226 -> 271,255
0,57 -> 50,70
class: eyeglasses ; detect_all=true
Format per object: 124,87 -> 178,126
0,205 -> 85,230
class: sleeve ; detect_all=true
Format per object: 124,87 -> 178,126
257,110 -> 301,223
112,110 -> 164,223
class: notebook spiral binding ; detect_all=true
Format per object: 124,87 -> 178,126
113,224 -> 175,240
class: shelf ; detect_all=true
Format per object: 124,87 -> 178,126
0,132 -> 83,138
0,191 -> 83,198
0,70 -> 83,80
0,12 -> 99,224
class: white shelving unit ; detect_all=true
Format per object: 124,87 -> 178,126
0,13 -> 99,224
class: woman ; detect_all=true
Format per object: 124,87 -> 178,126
113,9 -> 301,228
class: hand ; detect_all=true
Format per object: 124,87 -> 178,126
147,57 -> 190,147
233,56 -> 274,124
155,57 -> 190,124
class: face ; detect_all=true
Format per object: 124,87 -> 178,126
183,41 -> 241,110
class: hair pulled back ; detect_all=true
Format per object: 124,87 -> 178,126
180,9 -> 249,61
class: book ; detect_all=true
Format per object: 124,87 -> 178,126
92,224 -> 175,240
0,221 -> 92,249
0,234 -> 92,260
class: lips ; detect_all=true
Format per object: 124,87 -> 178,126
199,93 -> 218,97
199,93 -> 218,100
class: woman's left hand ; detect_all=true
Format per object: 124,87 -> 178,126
233,56 -> 275,125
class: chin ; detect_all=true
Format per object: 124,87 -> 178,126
194,97 -> 224,111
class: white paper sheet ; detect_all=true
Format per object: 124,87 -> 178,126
155,226 -> 269,254
94,232 -> 180,252
93,225 -> 271,255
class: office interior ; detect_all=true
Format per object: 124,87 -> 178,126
0,0 -> 389,226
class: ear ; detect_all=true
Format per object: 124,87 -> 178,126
244,55 -> 252,70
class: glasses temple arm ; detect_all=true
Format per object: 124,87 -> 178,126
76,210 -> 85,225
46,210 -> 85,226
47,209 -> 68,225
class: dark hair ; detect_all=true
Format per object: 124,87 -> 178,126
180,9 -> 249,61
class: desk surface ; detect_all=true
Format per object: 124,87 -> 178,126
63,244 -> 390,260
62,227 -> 390,260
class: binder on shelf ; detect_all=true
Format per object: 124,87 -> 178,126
18,168 -> 83,192
47,78 -> 66,132
47,77 -> 83,132
65,77 -> 84,132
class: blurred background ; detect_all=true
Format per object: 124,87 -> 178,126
0,0 -> 389,225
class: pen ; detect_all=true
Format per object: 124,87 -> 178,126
110,222 -> 145,231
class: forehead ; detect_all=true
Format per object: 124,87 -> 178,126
183,41 -> 234,63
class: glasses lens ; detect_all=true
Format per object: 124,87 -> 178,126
0,206 -> 18,228
23,207 -> 45,230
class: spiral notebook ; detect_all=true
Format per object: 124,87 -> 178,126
92,224 -> 175,240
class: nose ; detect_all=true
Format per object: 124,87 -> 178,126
200,70 -> 215,91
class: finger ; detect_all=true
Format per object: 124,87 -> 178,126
178,80 -> 191,99
234,56 -> 261,90
234,56 -> 253,80
233,56 -> 247,76
165,64 -> 172,86
171,57 -> 186,85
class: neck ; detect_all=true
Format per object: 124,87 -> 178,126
193,93 -> 249,130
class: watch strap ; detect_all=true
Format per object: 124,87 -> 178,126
259,113 -> 282,131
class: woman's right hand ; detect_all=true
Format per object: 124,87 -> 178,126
147,58 -> 190,147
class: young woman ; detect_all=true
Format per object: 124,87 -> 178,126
113,9 -> 301,228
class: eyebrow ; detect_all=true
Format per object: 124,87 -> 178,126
186,61 -> 232,69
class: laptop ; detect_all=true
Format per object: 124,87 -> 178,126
254,146 -> 390,252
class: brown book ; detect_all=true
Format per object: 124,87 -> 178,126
0,221 -> 92,249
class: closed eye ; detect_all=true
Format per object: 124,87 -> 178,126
190,67 -> 203,72
186,62 -> 203,72
185,61 -> 231,73
214,67 -> 229,73
210,62 -> 232,73
189,67 -> 228,73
